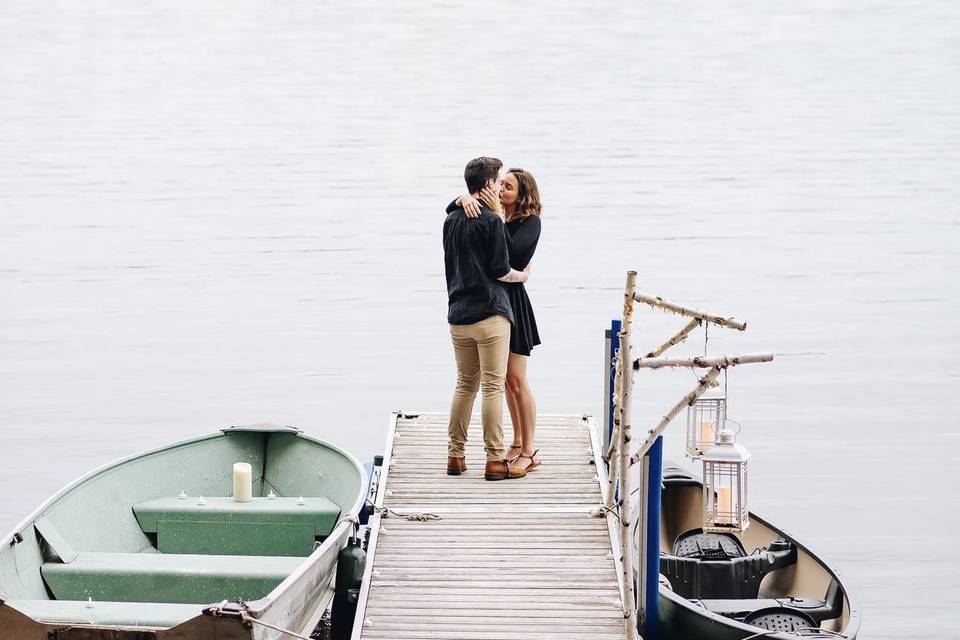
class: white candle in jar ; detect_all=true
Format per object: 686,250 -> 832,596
233,462 -> 253,502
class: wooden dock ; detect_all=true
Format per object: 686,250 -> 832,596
352,412 -> 628,640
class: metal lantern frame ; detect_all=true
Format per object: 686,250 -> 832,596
685,396 -> 726,459
701,423 -> 751,533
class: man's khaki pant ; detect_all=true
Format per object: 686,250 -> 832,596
448,315 -> 510,461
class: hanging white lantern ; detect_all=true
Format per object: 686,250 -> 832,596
702,422 -> 750,533
686,397 -> 726,459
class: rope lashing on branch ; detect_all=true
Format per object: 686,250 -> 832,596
596,502 -> 629,527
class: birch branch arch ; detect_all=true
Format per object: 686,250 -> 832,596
605,271 -> 775,640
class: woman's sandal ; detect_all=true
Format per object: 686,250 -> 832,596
516,449 -> 541,472
506,445 -> 523,462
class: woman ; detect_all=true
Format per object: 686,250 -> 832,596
448,168 -> 543,472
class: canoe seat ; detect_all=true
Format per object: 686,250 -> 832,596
42,552 -> 302,605
133,496 -> 341,556
5,599 -> 205,629
662,531 -> 798,599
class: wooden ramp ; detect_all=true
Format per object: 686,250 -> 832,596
353,412 -> 627,640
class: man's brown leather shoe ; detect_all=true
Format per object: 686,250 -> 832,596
484,459 -> 527,481
447,457 -> 467,476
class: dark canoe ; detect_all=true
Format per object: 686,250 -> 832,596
656,465 -> 860,639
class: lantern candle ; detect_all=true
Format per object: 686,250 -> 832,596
233,462 -> 253,502
699,421 -> 714,449
716,486 -> 733,521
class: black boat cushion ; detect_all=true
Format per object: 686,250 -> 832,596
673,529 -> 746,560
662,531 -> 797,599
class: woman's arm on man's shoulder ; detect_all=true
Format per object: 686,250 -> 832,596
446,194 -> 486,219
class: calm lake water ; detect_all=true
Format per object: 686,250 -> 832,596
1,1 -> 957,637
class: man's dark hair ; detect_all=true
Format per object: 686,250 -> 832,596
463,157 -> 503,194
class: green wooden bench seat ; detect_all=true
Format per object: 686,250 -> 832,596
5,599 -> 205,628
42,552 -> 302,604
133,496 -> 341,556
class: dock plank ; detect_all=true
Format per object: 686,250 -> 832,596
354,413 -> 626,640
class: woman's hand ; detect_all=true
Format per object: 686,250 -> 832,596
479,186 -> 503,218
459,194 -> 481,219
523,262 -> 532,280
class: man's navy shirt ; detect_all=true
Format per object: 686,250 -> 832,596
443,204 -> 514,325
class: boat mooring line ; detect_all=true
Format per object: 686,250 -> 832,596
204,601 -> 314,640
364,499 -> 441,522
240,609 -> 313,640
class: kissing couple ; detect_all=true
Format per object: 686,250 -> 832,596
442,156 -> 543,481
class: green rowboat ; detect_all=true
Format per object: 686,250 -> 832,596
0,424 -> 365,639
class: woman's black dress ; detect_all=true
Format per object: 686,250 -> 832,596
503,216 -> 541,356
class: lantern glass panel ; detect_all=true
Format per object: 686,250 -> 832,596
686,397 -> 726,459
703,460 -> 749,532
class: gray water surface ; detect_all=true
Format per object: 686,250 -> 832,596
2,1 -> 958,637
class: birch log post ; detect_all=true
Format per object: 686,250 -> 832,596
633,292 -> 747,331
629,367 -> 722,465
618,271 -> 639,640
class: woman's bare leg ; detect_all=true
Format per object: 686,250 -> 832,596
505,384 -> 523,459
506,353 -> 539,466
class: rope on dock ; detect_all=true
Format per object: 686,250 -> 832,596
365,499 -> 441,522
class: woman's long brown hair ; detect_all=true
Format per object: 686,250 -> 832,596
507,168 -> 542,221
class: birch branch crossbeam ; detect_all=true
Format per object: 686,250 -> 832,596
634,353 -> 774,370
630,367 -> 722,465
633,292 -> 747,331
645,318 -> 701,359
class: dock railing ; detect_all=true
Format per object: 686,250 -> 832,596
602,271 -> 773,640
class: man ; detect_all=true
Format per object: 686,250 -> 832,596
443,156 -> 529,481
